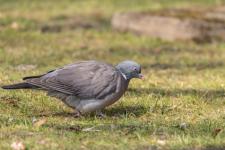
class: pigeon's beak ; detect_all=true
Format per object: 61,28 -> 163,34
138,74 -> 144,80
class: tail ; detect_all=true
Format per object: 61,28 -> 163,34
1,82 -> 37,90
2,71 -> 51,90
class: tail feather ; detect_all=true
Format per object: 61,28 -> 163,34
23,75 -> 42,80
22,70 -> 54,80
1,82 -> 38,90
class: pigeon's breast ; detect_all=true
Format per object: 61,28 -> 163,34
103,73 -> 129,106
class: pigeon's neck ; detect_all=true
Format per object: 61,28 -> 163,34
120,71 -> 127,80
116,67 -> 129,81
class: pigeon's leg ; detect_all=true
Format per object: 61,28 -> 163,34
48,91 -> 109,115
62,96 -> 84,117
64,98 -> 107,117
48,91 -> 83,117
95,110 -> 106,118
73,109 -> 82,118
77,99 -> 108,115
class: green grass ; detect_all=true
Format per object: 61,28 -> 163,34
1,0 -> 225,149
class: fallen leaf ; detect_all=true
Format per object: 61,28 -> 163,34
82,126 -> 100,132
11,141 -> 25,150
0,12 -> 4,19
10,22 -> 19,30
212,128 -> 223,138
33,118 -> 47,127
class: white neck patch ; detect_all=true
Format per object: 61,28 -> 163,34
120,71 -> 127,80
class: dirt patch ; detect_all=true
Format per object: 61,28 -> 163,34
41,13 -> 109,33
0,96 -> 20,108
112,6 -> 225,42
52,125 -> 82,132
15,64 -> 37,71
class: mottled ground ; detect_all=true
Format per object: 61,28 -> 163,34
1,0 -> 225,149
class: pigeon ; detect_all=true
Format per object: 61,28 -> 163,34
2,60 -> 143,116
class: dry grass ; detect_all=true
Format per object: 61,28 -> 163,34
1,0 -> 225,149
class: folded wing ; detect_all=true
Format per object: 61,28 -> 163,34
25,61 -> 120,99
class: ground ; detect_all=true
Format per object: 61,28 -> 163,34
1,0 -> 225,150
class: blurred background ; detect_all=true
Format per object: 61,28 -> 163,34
1,0 -> 225,72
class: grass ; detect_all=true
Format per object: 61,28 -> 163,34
1,0 -> 225,149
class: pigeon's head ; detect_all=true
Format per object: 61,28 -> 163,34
116,60 -> 143,80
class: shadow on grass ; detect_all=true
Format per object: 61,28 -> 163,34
3,87 -> 224,118
47,123 -> 153,134
104,105 -> 147,117
33,105 -> 147,118
185,146 -> 225,150
45,124 -> 82,132
32,112 -> 76,118
142,61 -> 224,70
128,88 -> 225,100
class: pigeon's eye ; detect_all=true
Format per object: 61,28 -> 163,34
133,67 -> 137,72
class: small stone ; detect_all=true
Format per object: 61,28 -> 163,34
11,141 -> 25,150
179,122 -> 187,130
157,139 -> 166,146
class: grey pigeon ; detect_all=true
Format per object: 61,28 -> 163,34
2,60 -> 143,116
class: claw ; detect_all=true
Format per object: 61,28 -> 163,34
96,110 -> 106,118
73,110 -> 82,118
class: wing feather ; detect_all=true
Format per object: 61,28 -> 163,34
25,61 -> 120,99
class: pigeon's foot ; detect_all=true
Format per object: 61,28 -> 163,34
73,110 -> 82,118
96,110 -> 106,118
